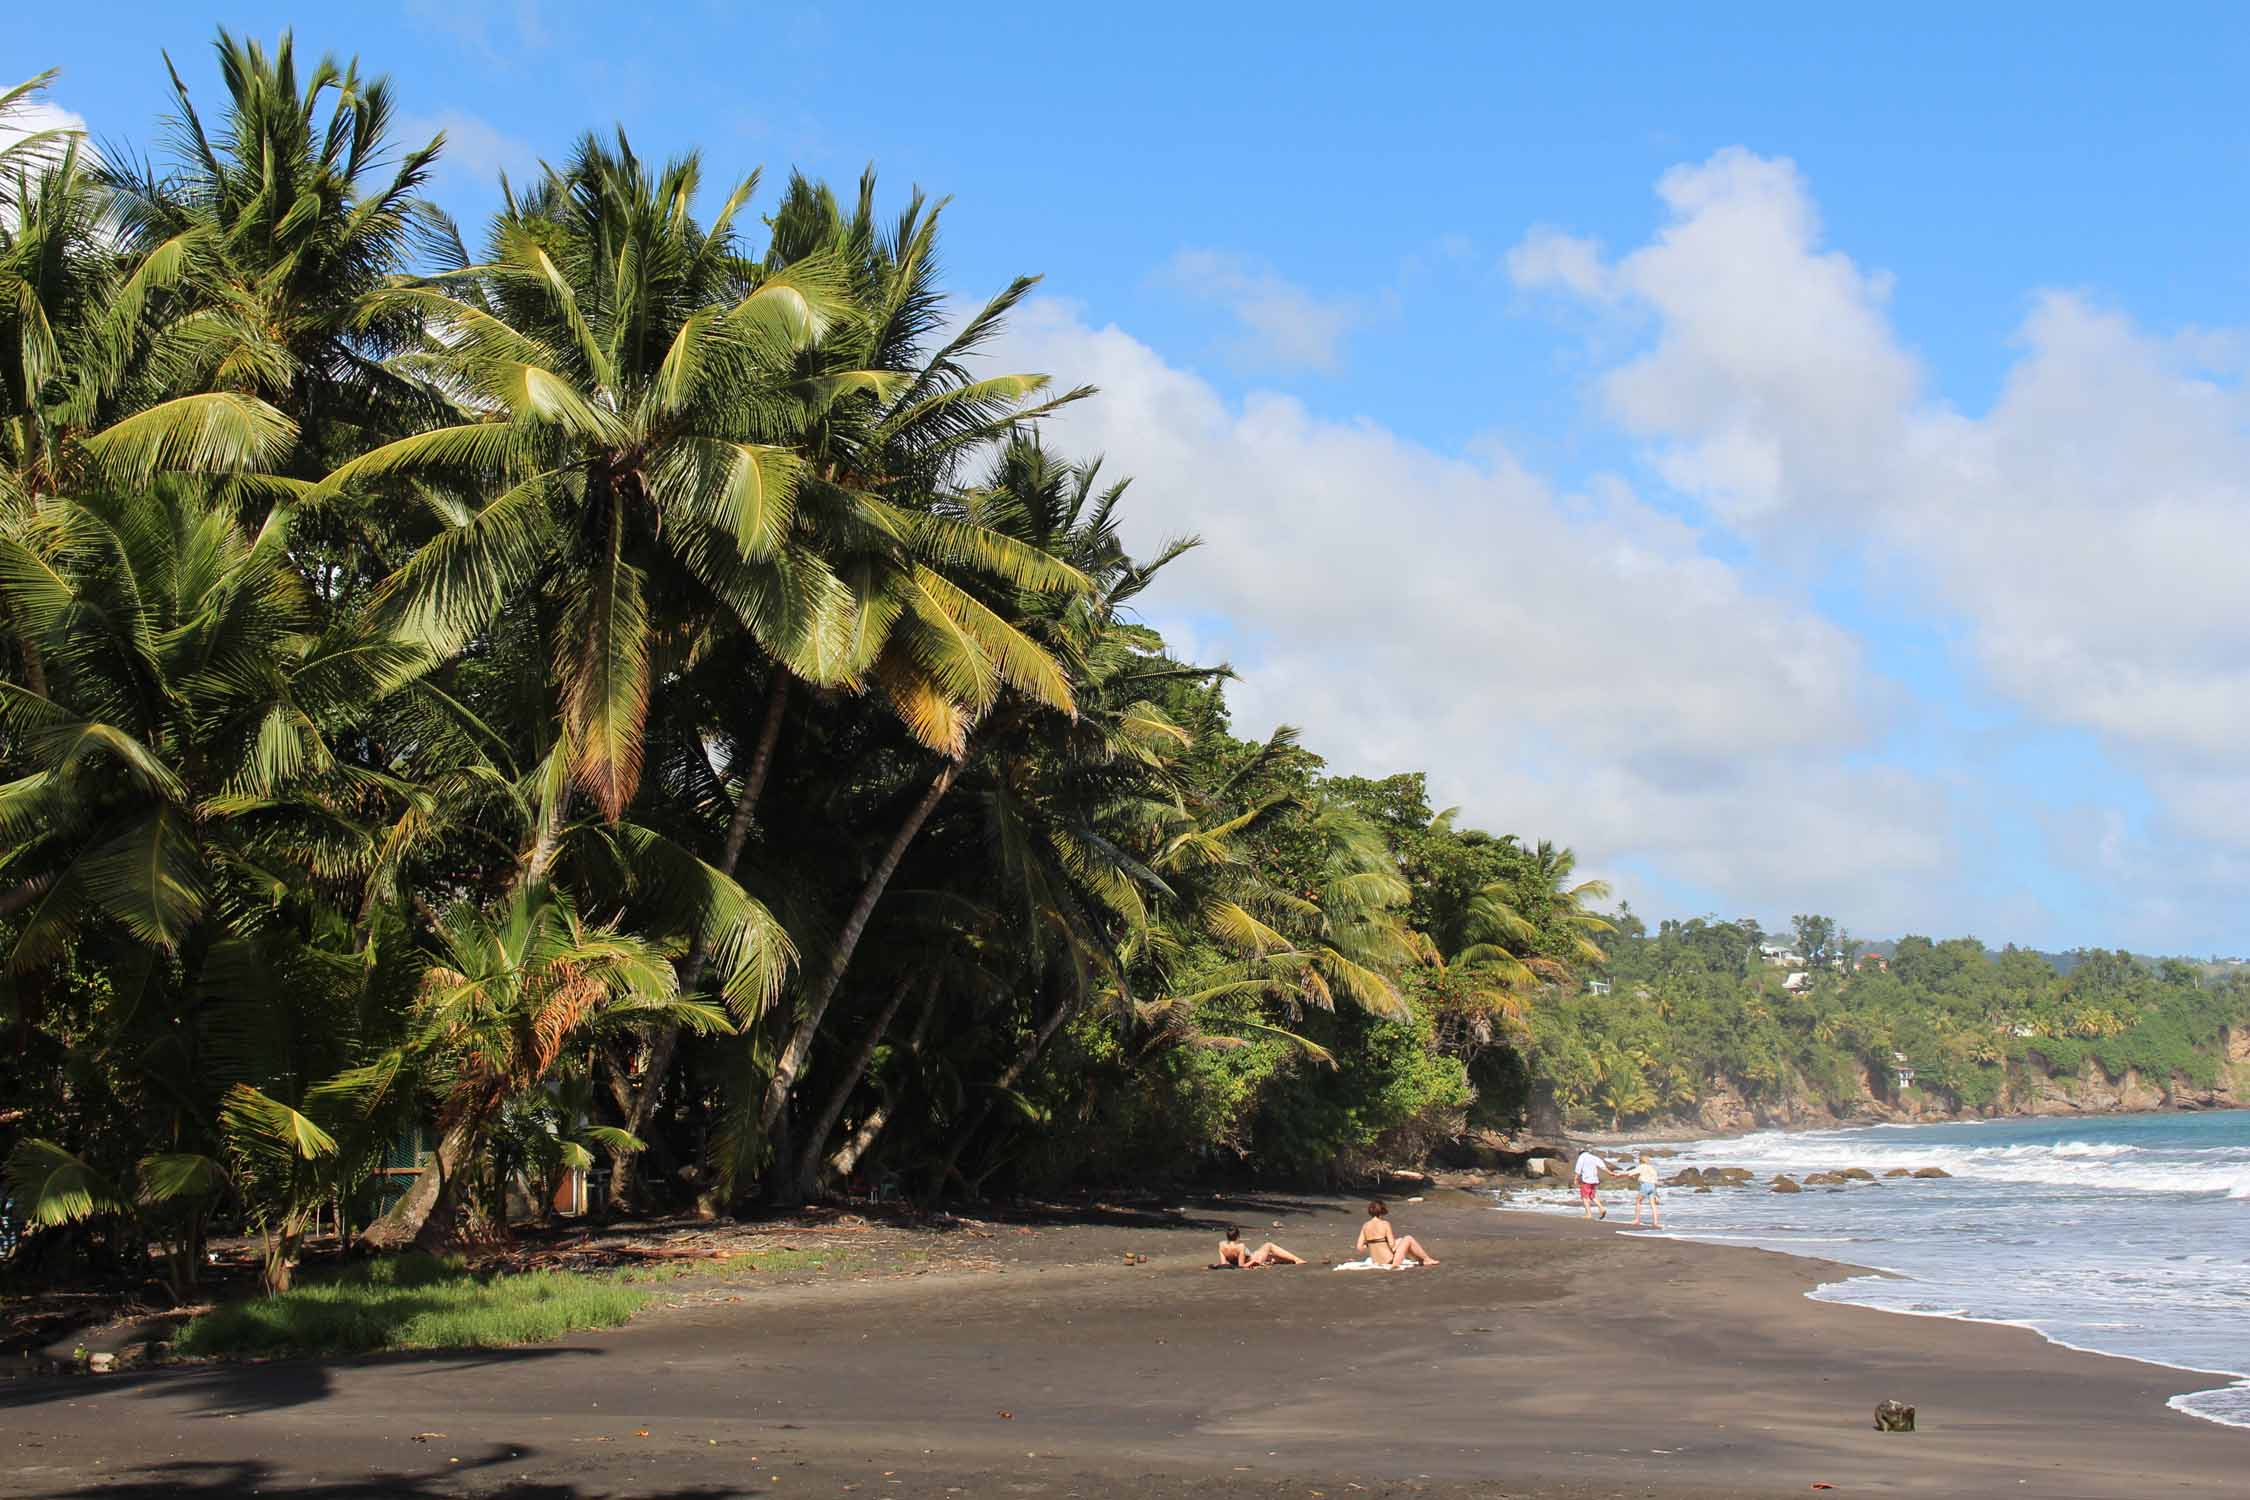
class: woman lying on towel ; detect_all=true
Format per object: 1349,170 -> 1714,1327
1214,1226 -> 1306,1267
1355,1200 -> 1439,1267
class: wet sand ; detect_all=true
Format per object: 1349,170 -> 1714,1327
4,1190 -> 2242,1498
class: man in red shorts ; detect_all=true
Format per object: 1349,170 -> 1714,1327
1572,1147 -> 1613,1220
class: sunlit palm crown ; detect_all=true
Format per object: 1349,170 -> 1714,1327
325,137 -> 1088,819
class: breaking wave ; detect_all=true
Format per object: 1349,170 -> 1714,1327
1683,1129 -> 2250,1195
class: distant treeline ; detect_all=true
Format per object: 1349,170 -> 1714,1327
1534,913 -> 2250,1128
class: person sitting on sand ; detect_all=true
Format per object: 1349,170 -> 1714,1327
1216,1226 -> 1305,1268
1356,1201 -> 1439,1267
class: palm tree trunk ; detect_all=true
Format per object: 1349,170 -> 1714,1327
757,760 -> 958,1167
6,613 -> 45,699
715,670 -> 790,877
926,990 -> 1076,1202
358,1121 -> 476,1252
604,673 -> 789,1214
779,971 -> 924,1202
826,978 -> 942,1182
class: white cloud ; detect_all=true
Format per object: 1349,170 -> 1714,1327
402,0 -> 550,61
1511,147 -> 2250,912
0,98 -> 90,168
1506,226 -> 1612,302
401,109 -> 541,200
995,299 -> 1960,932
1160,249 -> 1360,373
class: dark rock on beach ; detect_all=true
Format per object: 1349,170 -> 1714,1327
1770,1175 -> 1803,1193
1839,1167 -> 1876,1181
1912,1167 -> 1952,1179
1875,1398 -> 1918,1432
1802,1171 -> 1845,1185
1884,1167 -> 1914,1178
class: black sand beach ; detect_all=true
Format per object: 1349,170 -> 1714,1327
4,1191 -> 2241,1498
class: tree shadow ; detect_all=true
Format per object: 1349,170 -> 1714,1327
18,1450 -> 754,1499
0,1342 -> 600,1418
970,1192 -> 1355,1234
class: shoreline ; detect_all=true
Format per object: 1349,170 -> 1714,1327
7,1190 -> 2245,1498
1496,1199 -> 2250,1433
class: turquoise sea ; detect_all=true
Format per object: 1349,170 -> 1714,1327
1500,1109 -> 2250,1428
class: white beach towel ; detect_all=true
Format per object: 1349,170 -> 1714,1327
1331,1257 -> 1419,1270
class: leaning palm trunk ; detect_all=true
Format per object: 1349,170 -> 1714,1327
755,760 -> 958,1207
358,1122 -> 476,1252
604,674 -> 790,1214
926,990 -> 1077,1202
780,971 -> 925,1202
826,978 -> 942,1183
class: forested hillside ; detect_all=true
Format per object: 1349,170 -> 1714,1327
1534,913 -> 2250,1132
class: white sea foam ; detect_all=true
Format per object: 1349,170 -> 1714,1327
1670,1130 -> 2250,1194
2172,1382 -> 2250,1430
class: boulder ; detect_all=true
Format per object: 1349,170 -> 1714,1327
1665,1168 -> 1706,1188
1883,1167 -> 1913,1178
1802,1172 -> 1845,1186
1693,1185 -> 1713,1194
1911,1167 -> 1951,1179
1770,1175 -> 1803,1193
1839,1167 -> 1876,1182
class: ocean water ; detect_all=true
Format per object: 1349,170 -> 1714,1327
1495,1110 -> 2250,1429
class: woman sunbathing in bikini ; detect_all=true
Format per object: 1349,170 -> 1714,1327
1356,1200 -> 1439,1267
1215,1226 -> 1305,1267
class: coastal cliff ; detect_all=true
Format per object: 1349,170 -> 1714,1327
1618,1025 -> 2250,1136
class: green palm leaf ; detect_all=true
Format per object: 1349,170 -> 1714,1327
78,806 -> 210,949
80,392 -> 297,480
1,1139 -> 127,1227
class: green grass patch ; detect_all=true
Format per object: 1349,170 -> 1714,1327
177,1253 -> 648,1359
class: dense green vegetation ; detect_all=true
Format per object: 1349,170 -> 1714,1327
0,37 -> 1596,1293
1534,913 -> 2250,1128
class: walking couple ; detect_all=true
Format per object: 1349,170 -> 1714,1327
1572,1148 -> 1662,1228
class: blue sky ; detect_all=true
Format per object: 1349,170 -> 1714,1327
25,5 -> 2250,953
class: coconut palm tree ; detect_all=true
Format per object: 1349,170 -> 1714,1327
0,481 -> 442,961
328,134 -> 1083,820
1474,839 -> 1615,969
361,884 -> 734,1252
99,30 -> 441,464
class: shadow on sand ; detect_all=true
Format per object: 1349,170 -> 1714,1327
0,1342 -> 602,1419
16,1451 -> 753,1500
